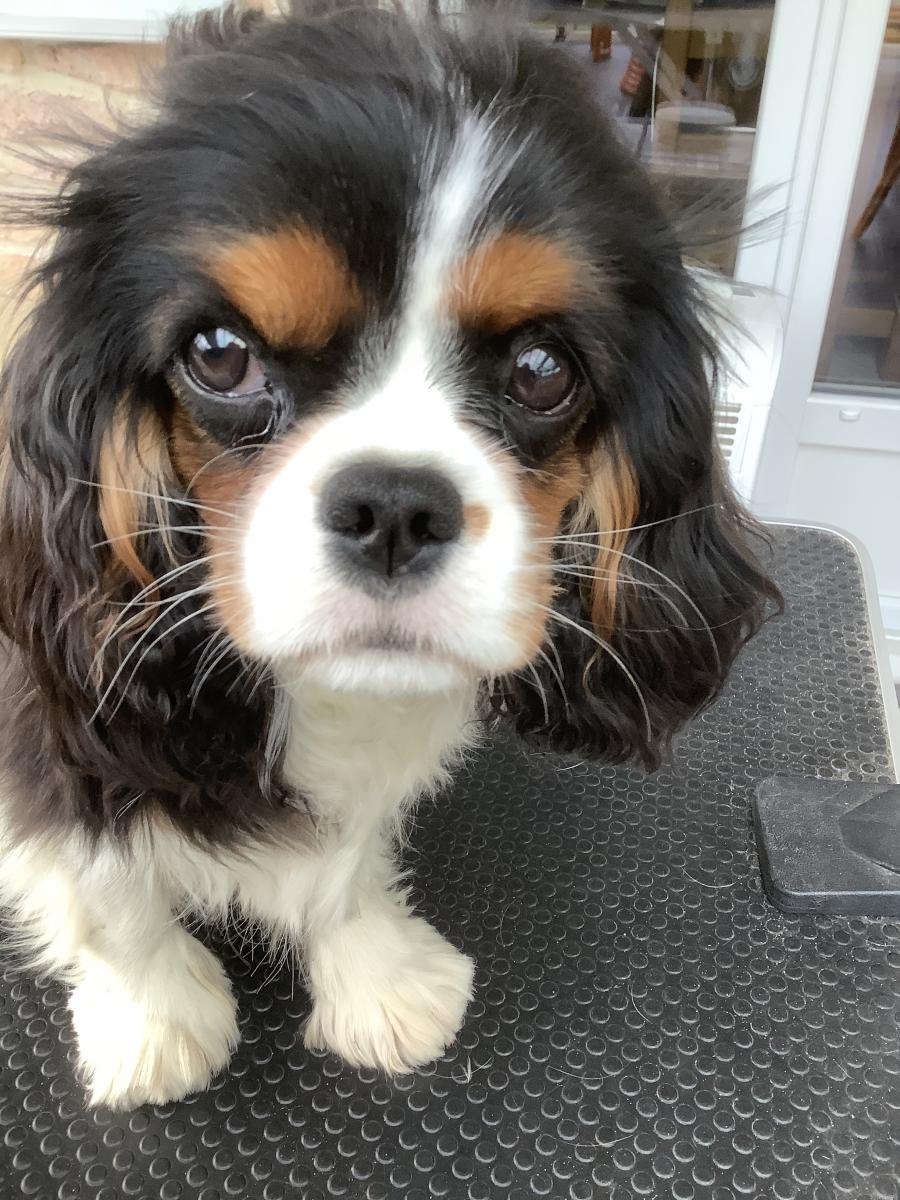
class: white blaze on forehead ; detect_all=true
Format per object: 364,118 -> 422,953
405,112 -> 495,337
334,112 -> 498,455
294,110 -> 506,475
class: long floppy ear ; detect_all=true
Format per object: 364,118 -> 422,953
2,238 -> 186,635
497,281 -> 781,770
0,284 -> 191,739
0,265 -> 280,837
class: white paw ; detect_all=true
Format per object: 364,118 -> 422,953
69,936 -> 239,1109
304,907 -> 474,1073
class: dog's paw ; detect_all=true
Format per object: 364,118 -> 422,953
69,937 -> 239,1109
304,908 -> 474,1073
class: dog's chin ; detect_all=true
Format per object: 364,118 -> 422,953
292,650 -> 474,697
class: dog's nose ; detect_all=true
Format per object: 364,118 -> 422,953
319,461 -> 464,581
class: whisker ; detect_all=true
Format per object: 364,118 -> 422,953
541,550 -> 718,661
533,644 -> 570,717
104,596 -> 232,723
539,604 -> 653,743
70,476 -> 239,521
522,661 -> 550,727
605,606 -> 764,636
191,625 -> 228,686
91,552 -> 229,661
125,555 -> 222,605
244,659 -> 273,703
224,654 -> 255,702
545,635 -> 568,700
538,503 -> 724,544
113,791 -> 144,826
91,524 -> 239,549
90,586 -> 216,718
182,439 -> 272,495
605,548 -> 720,671
92,577 -> 211,677
189,629 -> 239,715
519,558 -> 693,633
516,562 -> 622,576
559,565 -> 692,631
111,582 -> 224,614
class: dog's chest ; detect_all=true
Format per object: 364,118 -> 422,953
280,684 -> 478,821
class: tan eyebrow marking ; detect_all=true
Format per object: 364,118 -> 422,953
208,226 -> 363,349
448,232 -> 580,333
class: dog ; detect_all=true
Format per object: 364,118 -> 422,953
0,2 -> 777,1109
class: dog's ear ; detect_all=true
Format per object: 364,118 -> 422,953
496,283 -> 781,769
0,278 -> 189,720
0,261 -> 284,834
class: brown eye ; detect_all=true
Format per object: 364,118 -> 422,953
507,343 -> 577,414
185,328 -> 265,394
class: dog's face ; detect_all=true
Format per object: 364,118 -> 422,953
171,130 -> 593,695
123,18 -> 637,700
0,5 -> 777,831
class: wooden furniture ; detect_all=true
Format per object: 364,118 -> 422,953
853,112 -> 900,240
590,23 -> 611,61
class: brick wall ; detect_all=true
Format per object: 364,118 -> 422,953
0,38 -> 162,358
0,0 -> 284,359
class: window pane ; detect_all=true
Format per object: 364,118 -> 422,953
531,0 -> 776,273
816,8 -> 900,393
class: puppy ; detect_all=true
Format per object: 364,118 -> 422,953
0,2 -> 777,1109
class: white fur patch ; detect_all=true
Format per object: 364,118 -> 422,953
69,938 -> 238,1110
304,899 -> 474,1072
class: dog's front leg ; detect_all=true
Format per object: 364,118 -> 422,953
302,828 -> 474,1072
237,825 -> 474,1073
0,832 -> 239,1109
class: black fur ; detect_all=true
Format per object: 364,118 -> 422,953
0,1 -> 778,846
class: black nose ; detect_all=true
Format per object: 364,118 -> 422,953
319,462 -> 464,583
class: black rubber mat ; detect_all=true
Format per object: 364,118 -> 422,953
2,525 -> 898,1200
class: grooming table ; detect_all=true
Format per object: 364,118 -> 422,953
2,524 -> 899,1200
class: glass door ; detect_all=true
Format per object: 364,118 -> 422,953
744,0 -> 899,686
816,14 -> 900,393
531,0 -> 777,275
532,2 -> 898,674
528,1 -> 790,496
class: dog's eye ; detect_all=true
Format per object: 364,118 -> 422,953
507,343 -> 577,414
185,328 -> 265,395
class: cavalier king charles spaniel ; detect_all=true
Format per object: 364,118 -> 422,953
0,2 -> 777,1109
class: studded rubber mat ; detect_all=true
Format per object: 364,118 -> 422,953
2,525 -> 899,1200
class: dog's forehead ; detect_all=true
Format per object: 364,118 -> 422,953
195,115 -> 583,350
130,24 -> 623,360
159,30 -> 480,262
146,91 -> 594,357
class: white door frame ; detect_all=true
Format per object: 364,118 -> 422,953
743,0 -> 891,517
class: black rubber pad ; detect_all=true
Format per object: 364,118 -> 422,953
2,526 -> 899,1200
755,778 -> 900,916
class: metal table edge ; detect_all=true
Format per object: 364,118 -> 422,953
766,517 -> 900,781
